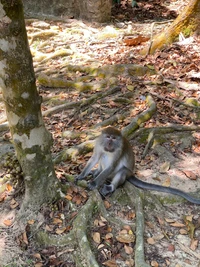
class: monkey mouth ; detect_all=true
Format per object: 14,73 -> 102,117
104,147 -> 114,152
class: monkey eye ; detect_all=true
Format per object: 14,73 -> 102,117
112,136 -> 116,140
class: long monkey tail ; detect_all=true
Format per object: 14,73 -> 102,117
127,175 -> 200,205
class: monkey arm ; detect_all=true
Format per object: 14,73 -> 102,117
128,176 -> 200,204
88,167 -> 115,190
76,153 -> 100,180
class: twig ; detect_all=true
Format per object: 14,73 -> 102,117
142,130 -> 155,159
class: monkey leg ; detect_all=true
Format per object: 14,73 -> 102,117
100,168 -> 127,196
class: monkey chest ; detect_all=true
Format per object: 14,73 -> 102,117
99,153 -> 114,170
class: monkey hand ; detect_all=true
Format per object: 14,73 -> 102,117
88,181 -> 98,190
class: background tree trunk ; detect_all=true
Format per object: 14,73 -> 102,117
22,0 -> 112,22
142,0 -> 200,54
0,0 -> 59,215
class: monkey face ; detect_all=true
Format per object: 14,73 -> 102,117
103,134 -> 121,152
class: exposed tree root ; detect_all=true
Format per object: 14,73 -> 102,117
125,183 -> 151,267
122,95 -> 157,137
35,189 -> 138,267
131,124 -> 200,140
43,86 -> 121,117
54,94 -> 157,164
141,0 -> 200,54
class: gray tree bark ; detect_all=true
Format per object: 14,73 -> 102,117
22,0 -> 112,22
0,0 -> 60,215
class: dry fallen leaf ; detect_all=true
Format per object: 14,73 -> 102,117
170,222 -> 185,228
147,237 -> 156,245
124,35 -> 149,46
55,227 -> 66,234
124,244 -> 133,255
162,177 -> 171,187
103,259 -> 118,267
168,244 -> 175,252
160,162 -> 170,173
10,199 -> 19,209
182,170 -> 197,180
104,200 -> 111,209
53,218 -> 63,224
151,260 -> 159,267
3,219 -> 13,226
105,233 -> 113,240
179,229 -> 188,235
65,194 -> 72,201
190,239 -> 198,251
93,232 -> 101,244
116,233 -> 135,243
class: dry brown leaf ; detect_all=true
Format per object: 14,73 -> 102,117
124,244 -> 133,255
65,194 -> 72,201
93,232 -> 101,244
53,218 -> 63,224
3,219 -> 13,226
162,177 -> 171,187
35,263 -> 43,267
124,36 -> 149,46
103,259 -> 118,267
33,253 -> 42,260
165,218 -> 176,223
72,195 -> 82,205
160,162 -> 170,173
105,233 -> 113,239
6,183 -> 13,191
10,199 -> 19,209
185,215 -> 193,222
147,237 -> 156,245
128,211 -> 135,220
0,192 -> 7,202
100,216 -> 107,222
168,244 -> 175,252
190,239 -> 198,251
182,170 -> 197,180
79,190 -> 87,198
23,231 -> 29,245
104,200 -> 111,209
28,219 -> 35,225
55,227 -> 66,234
179,229 -> 188,235
123,225 -> 131,231
116,233 -> 135,243
45,224 -> 54,232
170,222 -> 185,228
125,259 -> 134,267
94,219 -> 99,226
157,216 -> 164,226
151,260 -> 159,267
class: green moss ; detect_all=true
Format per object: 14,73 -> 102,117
184,97 -> 200,107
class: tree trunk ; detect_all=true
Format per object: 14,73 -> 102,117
0,0 -> 59,215
142,0 -> 200,54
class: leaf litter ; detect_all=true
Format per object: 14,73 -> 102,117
0,0 -> 200,266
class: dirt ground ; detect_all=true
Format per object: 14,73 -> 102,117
0,0 -> 200,266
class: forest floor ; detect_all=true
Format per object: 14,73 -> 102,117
1,0 -> 200,266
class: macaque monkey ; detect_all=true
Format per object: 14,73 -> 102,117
76,127 -> 200,204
